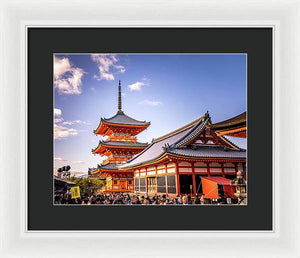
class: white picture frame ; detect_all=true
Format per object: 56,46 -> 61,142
0,0 -> 299,257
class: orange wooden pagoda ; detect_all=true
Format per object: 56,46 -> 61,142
89,80 -> 150,192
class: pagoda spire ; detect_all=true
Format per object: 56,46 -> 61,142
118,80 -> 122,112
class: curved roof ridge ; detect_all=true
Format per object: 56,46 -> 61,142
153,115 -> 205,143
98,140 -> 149,146
102,110 -> 150,126
92,140 -> 149,153
172,116 -> 209,148
122,142 -> 155,164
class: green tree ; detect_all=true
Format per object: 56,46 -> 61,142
69,176 -> 103,196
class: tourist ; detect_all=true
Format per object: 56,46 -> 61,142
54,191 -> 236,205
194,196 -> 201,204
182,196 -> 188,205
177,195 -> 183,204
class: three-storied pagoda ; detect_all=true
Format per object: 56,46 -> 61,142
90,81 -> 150,192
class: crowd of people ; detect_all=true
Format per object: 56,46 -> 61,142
54,192 -> 239,205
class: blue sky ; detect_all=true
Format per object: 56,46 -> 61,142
54,54 -> 246,176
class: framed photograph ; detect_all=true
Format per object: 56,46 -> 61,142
1,0 -> 299,257
53,52 -> 247,207
30,28 -> 263,231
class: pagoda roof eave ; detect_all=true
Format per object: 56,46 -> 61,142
92,141 -> 149,154
101,119 -> 151,127
94,119 -> 150,135
98,140 -> 148,147
91,164 -> 134,174
102,110 -> 151,126
91,163 -> 119,174
94,110 -> 151,135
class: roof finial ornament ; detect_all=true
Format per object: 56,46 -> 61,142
205,110 -> 210,119
205,110 -> 212,123
118,80 -> 122,112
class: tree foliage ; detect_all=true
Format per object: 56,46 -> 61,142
69,176 -> 103,196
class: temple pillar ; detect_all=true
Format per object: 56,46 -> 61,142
192,162 -> 196,196
207,161 -> 211,176
192,175 -> 196,196
175,162 -> 180,196
221,162 -> 225,177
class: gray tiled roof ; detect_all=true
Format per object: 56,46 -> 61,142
119,113 -> 246,168
172,117 -> 208,148
98,141 -> 148,147
119,125 -> 195,168
167,146 -> 246,159
97,163 -> 118,170
102,110 -> 150,126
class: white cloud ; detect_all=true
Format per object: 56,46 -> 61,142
138,100 -> 163,106
53,108 -> 88,140
91,54 -> 125,81
71,160 -> 85,164
54,118 -> 63,123
54,58 -> 71,79
54,108 -> 62,117
54,158 -> 85,165
61,121 -> 75,125
54,124 -> 78,140
114,65 -> 126,73
54,157 -> 67,162
128,81 -> 145,91
54,56 -> 85,95
62,120 -> 90,126
54,108 -> 64,123
128,78 -> 150,91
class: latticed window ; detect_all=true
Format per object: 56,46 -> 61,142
147,177 -> 157,193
